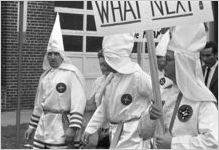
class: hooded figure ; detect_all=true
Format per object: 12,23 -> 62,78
24,13 -> 86,149
83,33 -> 153,149
167,24 -> 216,102
149,24 -> 218,149
155,29 -> 174,91
103,33 -> 142,74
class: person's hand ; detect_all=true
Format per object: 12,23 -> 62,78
24,127 -> 35,141
149,103 -> 162,120
155,128 -> 172,149
64,127 -> 76,144
81,132 -> 91,146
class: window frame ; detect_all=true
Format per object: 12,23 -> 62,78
55,1 -> 103,53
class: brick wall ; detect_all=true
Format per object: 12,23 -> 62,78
1,1 -> 55,111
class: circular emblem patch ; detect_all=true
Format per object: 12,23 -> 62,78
160,77 -> 166,86
121,94 -> 132,105
56,83 -> 66,93
178,105 -> 193,122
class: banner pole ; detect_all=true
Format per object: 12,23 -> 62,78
146,30 -> 165,136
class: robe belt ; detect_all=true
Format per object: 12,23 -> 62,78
42,107 -> 70,114
42,107 -> 70,131
109,117 -> 140,149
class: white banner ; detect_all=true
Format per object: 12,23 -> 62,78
92,1 -> 214,35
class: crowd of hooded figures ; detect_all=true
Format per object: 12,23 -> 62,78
24,13 -> 218,149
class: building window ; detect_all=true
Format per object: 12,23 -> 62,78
86,36 -> 103,52
63,35 -> 83,52
87,1 -> 92,10
60,13 -> 83,30
55,1 -> 103,53
86,15 -> 96,31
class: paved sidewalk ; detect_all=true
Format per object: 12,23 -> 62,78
1,110 -> 32,126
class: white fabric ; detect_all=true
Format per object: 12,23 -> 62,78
31,63 -> 86,144
204,62 -> 218,88
59,63 -> 85,89
158,70 -> 164,78
85,70 -> 152,149
89,75 -> 107,107
137,105 -> 156,140
156,30 -> 170,56
168,24 -> 216,102
161,85 -> 218,149
94,73 -> 114,107
43,13 -> 72,71
103,33 -> 142,74
47,13 -> 64,52
89,74 -> 111,129
94,76 -> 105,107
109,120 -> 144,149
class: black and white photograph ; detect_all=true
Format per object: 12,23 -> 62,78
1,1 -> 218,149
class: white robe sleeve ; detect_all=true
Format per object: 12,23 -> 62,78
85,100 -> 107,134
91,77 -> 103,106
88,78 -> 99,100
69,72 -> 87,129
137,71 -> 152,98
171,102 -> 218,149
29,76 -> 44,129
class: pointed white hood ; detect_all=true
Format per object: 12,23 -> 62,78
168,23 -> 216,102
42,13 -> 71,71
156,30 -> 170,57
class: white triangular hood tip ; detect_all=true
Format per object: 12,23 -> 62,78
47,13 -> 64,52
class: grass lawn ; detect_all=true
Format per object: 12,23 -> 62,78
1,123 -> 30,149
1,105 -> 98,149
